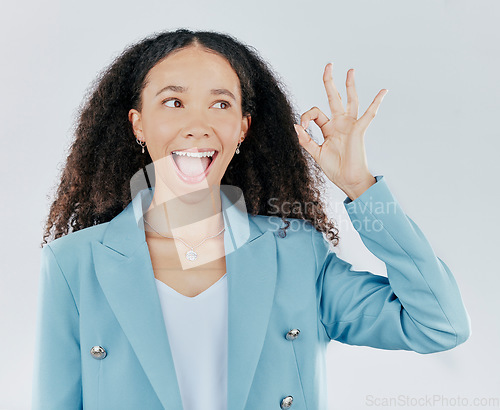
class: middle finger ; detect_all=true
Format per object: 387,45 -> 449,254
345,68 -> 359,118
323,63 -> 345,115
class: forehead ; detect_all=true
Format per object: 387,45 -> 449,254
145,46 -> 241,99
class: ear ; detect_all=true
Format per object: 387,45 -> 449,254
240,114 -> 251,142
128,109 -> 144,141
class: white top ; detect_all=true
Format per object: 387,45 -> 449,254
154,273 -> 228,410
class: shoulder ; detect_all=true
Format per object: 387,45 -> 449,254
250,214 -> 314,238
43,222 -> 109,278
48,222 -> 109,254
250,213 -> 327,243
251,214 -> 331,266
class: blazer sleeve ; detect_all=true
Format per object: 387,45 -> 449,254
313,175 -> 471,354
32,244 -> 83,409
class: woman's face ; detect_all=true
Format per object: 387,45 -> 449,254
129,45 -> 251,195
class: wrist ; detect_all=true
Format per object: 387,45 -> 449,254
343,175 -> 376,201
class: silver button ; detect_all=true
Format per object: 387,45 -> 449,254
285,328 -> 300,341
90,345 -> 107,360
280,395 -> 293,409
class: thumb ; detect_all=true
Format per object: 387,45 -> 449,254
294,124 -> 320,163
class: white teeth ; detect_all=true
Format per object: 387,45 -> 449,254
172,150 -> 216,158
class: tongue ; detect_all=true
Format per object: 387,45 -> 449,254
174,155 -> 211,176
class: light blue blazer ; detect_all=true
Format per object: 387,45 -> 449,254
32,175 -> 471,409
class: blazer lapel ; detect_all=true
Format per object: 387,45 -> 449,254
91,185 -> 277,410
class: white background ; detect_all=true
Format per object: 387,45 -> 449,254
1,0 -> 499,409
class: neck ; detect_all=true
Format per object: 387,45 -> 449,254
143,180 -> 224,246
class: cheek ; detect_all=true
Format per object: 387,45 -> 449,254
215,118 -> 242,141
143,117 -> 176,143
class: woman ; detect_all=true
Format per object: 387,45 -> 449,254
32,29 -> 471,410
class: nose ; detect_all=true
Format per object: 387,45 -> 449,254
182,108 -> 212,139
185,125 -> 210,139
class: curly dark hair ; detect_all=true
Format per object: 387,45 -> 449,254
40,28 -> 340,248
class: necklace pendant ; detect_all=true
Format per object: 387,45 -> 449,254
185,250 -> 198,261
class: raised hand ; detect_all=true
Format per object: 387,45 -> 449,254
294,63 -> 388,201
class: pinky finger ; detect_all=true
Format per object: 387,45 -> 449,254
357,89 -> 388,131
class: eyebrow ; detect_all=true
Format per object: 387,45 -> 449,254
155,85 -> 236,102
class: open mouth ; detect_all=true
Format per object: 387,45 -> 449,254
171,150 -> 218,183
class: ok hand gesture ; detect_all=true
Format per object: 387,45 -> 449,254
294,63 -> 388,201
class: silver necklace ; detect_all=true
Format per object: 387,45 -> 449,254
143,218 -> 225,261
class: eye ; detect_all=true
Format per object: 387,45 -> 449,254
161,98 -> 231,109
213,101 -> 231,109
162,98 -> 182,108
